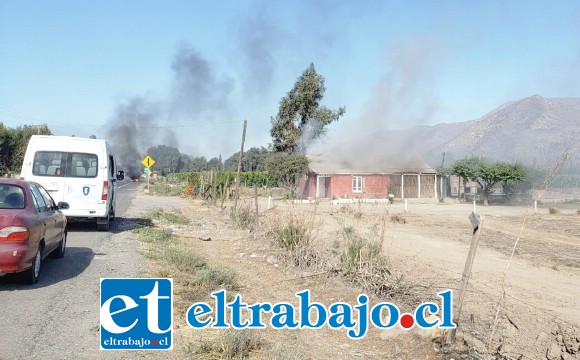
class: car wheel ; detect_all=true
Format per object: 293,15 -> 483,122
97,215 -> 110,231
21,248 -> 41,284
51,232 -> 67,259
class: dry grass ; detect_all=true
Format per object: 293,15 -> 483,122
146,207 -> 191,225
185,329 -> 263,359
132,227 -> 174,243
232,204 -> 255,229
390,213 -> 407,224
192,266 -> 238,295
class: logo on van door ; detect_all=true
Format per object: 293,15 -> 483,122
83,186 -> 90,196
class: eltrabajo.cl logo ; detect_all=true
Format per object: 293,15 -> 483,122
100,278 -> 173,350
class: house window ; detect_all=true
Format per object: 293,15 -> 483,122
352,176 -> 362,192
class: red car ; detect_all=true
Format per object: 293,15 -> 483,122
0,178 -> 68,284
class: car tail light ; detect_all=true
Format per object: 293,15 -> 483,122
0,226 -> 30,242
102,181 -> 109,200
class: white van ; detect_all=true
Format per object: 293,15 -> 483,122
20,135 -> 125,231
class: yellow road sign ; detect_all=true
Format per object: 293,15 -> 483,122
141,155 -> 156,168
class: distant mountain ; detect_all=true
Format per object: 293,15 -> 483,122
307,95 -> 579,173
438,95 -> 580,170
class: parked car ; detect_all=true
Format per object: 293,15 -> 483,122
0,178 -> 69,284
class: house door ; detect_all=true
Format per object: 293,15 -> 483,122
316,176 -> 330,198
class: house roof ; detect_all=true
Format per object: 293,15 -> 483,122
307,153 -> 437,175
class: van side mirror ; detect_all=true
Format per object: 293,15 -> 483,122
57,201 -> 70,210
116,171 -> 125,181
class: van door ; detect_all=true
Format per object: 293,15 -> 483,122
62,151 -> 102,216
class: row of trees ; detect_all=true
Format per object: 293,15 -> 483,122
0,123 -> 51,176
146,145 -> 308,189
146,145 -> 273,174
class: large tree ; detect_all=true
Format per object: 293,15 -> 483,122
266,152 -> 309,191
146,145 -> 183,174
223,146 -> 270,172
449,157 -> 526,206
270,63 -> 345,153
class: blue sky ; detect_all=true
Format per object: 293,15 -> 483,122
1,1 -> 579,159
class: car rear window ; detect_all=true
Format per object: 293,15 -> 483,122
33,151 -> 98,178
0,185 -> 25,209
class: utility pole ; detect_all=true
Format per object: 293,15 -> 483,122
232,120 -> 247,216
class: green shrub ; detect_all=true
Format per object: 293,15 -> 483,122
273,218 -> 310,251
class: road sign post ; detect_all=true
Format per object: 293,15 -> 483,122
141,156 -> 156,193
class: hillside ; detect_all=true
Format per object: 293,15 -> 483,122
439,95 -> 580,169
307,95 -> 579,172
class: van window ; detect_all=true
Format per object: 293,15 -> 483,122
33,151 -> 98,178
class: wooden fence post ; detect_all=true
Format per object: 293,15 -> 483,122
253,183 -> 259,237
447,212 -> 484,343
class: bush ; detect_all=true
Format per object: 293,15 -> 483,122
335,226 -> 384,274
272,218 -> 310,251
219,329 -> 262,359
233,205 -> 254,229
549,207 -> 559,214
332,226 -> 401,296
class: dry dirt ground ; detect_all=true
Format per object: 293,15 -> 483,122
132,191 -> 580,360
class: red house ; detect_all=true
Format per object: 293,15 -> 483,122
300,155 -> 440,200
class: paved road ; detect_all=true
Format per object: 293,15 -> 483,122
0,180 -> 158,359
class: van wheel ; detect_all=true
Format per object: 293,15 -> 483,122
97,215 -> 110,231
110,206 -> 115,222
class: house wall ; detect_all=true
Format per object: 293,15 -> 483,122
328,175 -> 353,198
304,172 -> 437,199
449,176 -> 480,198
421,174 -> 436,198
299,174 -> 316,199
317,174 -> 391,199
360,174 -> 390,198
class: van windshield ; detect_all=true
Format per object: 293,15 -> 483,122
33,151 -> 98,178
